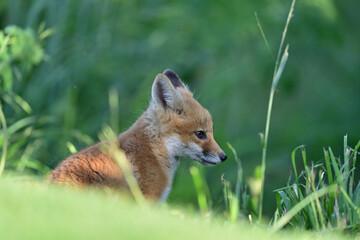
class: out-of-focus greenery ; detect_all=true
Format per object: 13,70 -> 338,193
0,26 -> 43,91
0,0 -> 359,216
0,179 -> 355,240
0,25 -> 53,176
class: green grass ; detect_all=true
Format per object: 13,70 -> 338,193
273,136 -> 360,231
0,177 -> 356,240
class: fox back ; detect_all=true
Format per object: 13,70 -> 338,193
50,69 -> 227,201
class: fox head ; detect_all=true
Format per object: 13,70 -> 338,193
150,69 -> 227,166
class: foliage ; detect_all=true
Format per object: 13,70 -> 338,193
186,2 -> 360,233
0,25 -> 47,91
273,136 -> 360,231
0,179 -> 355,240
0,25 -> 53,176
191,136 -> 360,233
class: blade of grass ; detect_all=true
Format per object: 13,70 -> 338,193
324,149 -> 334,185
0,91 -> 33,114
329,147 -> 345,189
16,139 -> 42,173
271,45 -> 289,92
190,166 -> 209,215
227,142 -> 242,200
221,174 -> 230,212
291,145 -> 305,198
109,88 -> 119,134
13,93 -> 32,114
9,157 -> 51,174
348,140 -> 360,160
99,125 -> 146,205
275,192 -> 282,217
229,191 -> 239,222
66,141 -> 78,154
221,176 -> 240,223
349,140 -> 359,201
273,0 -> 296,79
329,147 -> 352,224
0,103 -> 8,176
324,149 -> 334,218
312,185 -> 326,229
344,135 -> 349,173
309,196 -> 320,230
71,130 -> 94,145
254,12 -> 274,61
339,186 -> 360,219
303,149 -> 326,229
7,116 -> 37,135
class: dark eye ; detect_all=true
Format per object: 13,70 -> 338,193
194,131 -> 207,139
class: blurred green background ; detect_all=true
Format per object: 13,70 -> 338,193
1,0 -> 359,216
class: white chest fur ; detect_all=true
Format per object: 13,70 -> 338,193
159,136 -> 183,202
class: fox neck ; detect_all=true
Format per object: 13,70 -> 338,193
118,109 -> 179,201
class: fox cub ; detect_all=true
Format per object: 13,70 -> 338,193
50,69 -> 227,201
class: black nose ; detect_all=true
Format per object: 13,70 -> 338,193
219,153 -> 227,162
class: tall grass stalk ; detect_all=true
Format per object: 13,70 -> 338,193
258,0 -> 296,222
109,88 -> 119,134
190,166 -> 210,214
291,145 -> 304,197
220,143 -> 248,223
99,126 -> 146,205
221,173 -> 240,223
0,103 -> 8,176
227,143 -> 243,202
254,12 -> 274,61
65,141 -> 78,154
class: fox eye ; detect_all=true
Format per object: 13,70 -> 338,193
194,131 -> 207,140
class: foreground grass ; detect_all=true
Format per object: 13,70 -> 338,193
0,177 -> 357,240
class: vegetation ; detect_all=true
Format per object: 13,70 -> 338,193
0,25 -> 53,176
273,136 -> 360,231
0,179 -> 355,240
1,0 -> 359,238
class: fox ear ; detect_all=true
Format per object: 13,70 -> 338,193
163,69 -> 185,89
151,73 -> 182,110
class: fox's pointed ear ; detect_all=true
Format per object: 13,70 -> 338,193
151,73 -> 182,110
163,69 -> 185,89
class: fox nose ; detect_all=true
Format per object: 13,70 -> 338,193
219,153 -> 227,162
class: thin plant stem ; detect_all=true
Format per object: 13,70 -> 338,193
340,186 -> 360,218
109,88 -> 119,134
273,0 -> 296,79
0,103 -> 8,176
227,142 -> 242,200
100,126 -> 146,205
255,12 -> 274,61
258,45 -> 289,223
258,0 -> 296,223
190,166 -> 209,215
